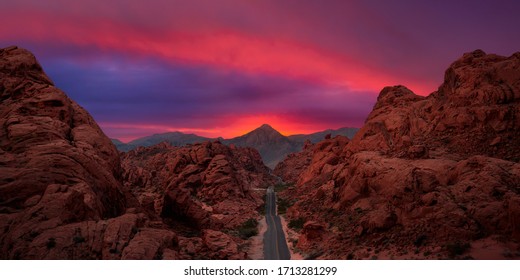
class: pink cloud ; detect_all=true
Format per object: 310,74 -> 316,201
0,5 -> 435,95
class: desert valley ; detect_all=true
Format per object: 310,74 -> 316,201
1,46 -> 519,260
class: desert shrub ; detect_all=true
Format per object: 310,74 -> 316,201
73,235 -> 86,244
446,241 -> 470,257
277,198 -> 294,215
46,238 -> 56,249
304,250 -> 323,260
238,218 -> 259,239
242,218 -> 258,228
414,234 -> 427,247
288,217 -> 305,230
274,182 -> 294,192
258,194 -> 267,215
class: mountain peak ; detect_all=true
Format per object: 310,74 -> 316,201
249,124 -> 283,137
258,123 -> 275,130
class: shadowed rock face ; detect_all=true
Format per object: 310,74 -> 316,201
0,46 -> 276,260
0,46 -> 129,259
275,50 -> 520,259
121,141 -> 276,231
0,46 -> 126,217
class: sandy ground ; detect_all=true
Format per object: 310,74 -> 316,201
280,215 -> 304,260
246,217 -> 267,260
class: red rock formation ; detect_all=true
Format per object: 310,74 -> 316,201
0,46 -> 274,259
275,50 -> 520,259
121,141 -> 275,231
119,140 -> 276,260
0,46 -> 133,259
274,136 -> 349,185
348,50 -> 520,161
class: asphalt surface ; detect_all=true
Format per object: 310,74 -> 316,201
263,187 -> 291,260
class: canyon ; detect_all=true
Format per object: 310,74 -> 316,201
1,46 -> 519,259
0,46 -> 275,259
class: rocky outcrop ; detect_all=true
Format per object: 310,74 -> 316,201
275,50 -> 520,259
0,46 -> 132,259
121,141 -> 275,231
273,140 -> 315,184
348,50 -> 520,161
274,136 -> 350,192
0,46 -> 275,259
120,140 -> 276,259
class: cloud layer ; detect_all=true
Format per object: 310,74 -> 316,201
1,0 -> 519,141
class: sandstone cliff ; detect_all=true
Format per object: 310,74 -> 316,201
275,50 -> 520,259
121,141 -> 274,232
0,46 -> 274,259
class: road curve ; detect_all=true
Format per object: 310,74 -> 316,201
263,186 -> 291,260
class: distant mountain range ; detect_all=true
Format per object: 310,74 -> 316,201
112,124 -> 358,168
113,132 -> 217,152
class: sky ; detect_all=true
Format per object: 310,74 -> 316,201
1,0 -> 519,142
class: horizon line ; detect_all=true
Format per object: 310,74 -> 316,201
107,123 -> 359,144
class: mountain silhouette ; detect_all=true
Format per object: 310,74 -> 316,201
223,124 -> 301,168
112,124 -> 358,168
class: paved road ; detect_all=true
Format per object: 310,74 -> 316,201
263,187 -> 291,260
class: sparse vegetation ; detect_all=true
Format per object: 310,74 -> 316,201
46,237 -> 56,249
153,251 -> 164,260
258,194 -> 267,215
446,241 -> 471,258
414,234 -> 427,247
288,217 -> 305,230
304,250 -> 323,260
238,218 -> 259,239
277,197 -> 295,215
274,182 -> 293,192
73,228 -> 85,244
73,235 -> 86,244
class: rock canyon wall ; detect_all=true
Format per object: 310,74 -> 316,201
275,50 -> 520,259
0,46 -> 275,259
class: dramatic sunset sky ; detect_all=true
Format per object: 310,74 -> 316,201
1,0 -> 519,141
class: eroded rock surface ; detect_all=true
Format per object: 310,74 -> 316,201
0,46 -> 274,259
121,141 -> 274,228
275,50 -> 520,259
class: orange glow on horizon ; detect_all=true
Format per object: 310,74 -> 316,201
220,115 -> 321,137
100,115 -> 335,143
